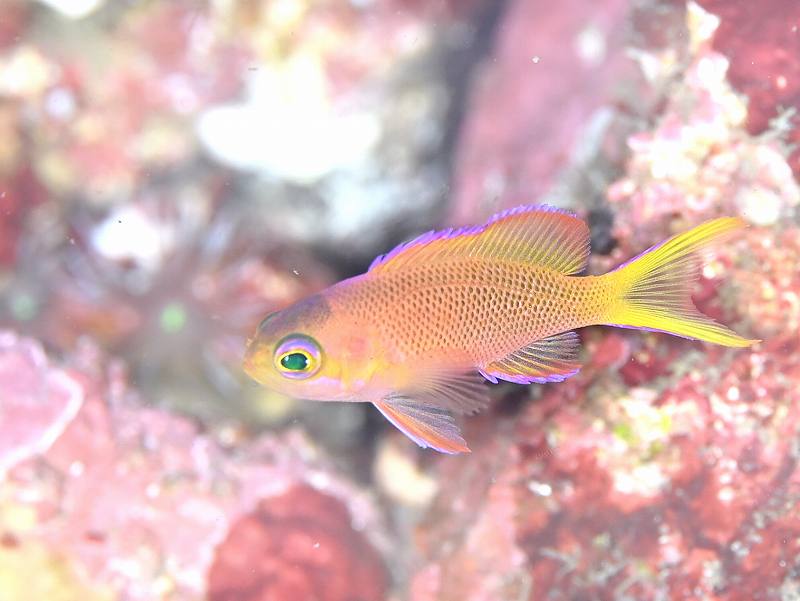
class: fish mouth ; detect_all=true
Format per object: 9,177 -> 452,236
242,342 -> 275,387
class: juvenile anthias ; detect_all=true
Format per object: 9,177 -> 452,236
244,205 -> 756,453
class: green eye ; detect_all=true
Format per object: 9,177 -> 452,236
280,352 -> 309,371
274,334 -> 322,380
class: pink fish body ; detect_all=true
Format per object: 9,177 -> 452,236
244,205 -> 756,453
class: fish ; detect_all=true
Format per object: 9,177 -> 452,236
243,205 -> 757,454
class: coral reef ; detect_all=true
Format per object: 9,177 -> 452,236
195,0 -> 492,264
0,0 -> 494,427
1,0 -> 798,599
0,332 -> 82,474
7,190 -> 331,423
605,3 -> 799,255
0,333 -> 387,600
208,485 -> 387,601
696,0 -> 800,174
409,3 -> 800,600
447,0 -> 641,224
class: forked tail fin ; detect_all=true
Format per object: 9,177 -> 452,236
604,217 -> 758,347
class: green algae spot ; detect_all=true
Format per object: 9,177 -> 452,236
613,422 -> 635,445
10,292 -> 38,321
160,302 -> 187,334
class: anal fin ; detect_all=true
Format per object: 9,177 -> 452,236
406,370 -> 490,415
373,396 -> 470,454
482,331 -> 581,384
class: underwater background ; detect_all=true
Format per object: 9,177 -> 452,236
1,0 -> 799,599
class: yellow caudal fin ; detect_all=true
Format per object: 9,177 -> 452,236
604,217 -> 758,348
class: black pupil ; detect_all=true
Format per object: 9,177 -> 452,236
281,352 -> 309,371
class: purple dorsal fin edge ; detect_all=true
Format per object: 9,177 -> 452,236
368,204 -> 578,272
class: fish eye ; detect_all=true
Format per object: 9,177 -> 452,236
280,352 -> 309,371
274,334 -> 322,379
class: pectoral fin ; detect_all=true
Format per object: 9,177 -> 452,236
373,396 -> 470,454
405,370 -> 490,415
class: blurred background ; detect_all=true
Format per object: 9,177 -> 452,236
0,0 -> 799,599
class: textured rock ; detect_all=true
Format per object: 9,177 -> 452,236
696,0 -> 800,176
208,485 -> 387,601
409,3 -> 800,599
0,331 -> 83,474
699,0 -> 800,133
0,334 -> 388,600
448,0 -> 637,223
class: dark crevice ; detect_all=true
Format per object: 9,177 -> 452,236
321,0 -> 511,280
438,0 -> 511,178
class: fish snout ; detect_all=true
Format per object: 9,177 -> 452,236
242,343 -> 266,382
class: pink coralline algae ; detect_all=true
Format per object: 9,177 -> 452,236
410,436 -> 532,601
0,1 -> 28,50
0,333 -> 387,600
209,485 -> 387,601
409,3 -> 800,600
448,0 -> 637,224
33,3 -> 248,201
0,4 -> 248,221
0,332 -> 83,474
696,0 -> 800,174
604,6 -> 799,261
411,311 -> 800,599
0,165 -> 46,269
2,1 -> 799,599
708,0 -> 800,129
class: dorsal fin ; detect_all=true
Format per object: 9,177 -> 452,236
368,204 -> 590,275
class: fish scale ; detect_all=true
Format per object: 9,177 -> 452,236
244,205 -> 757,454
329,260 -> 608,368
